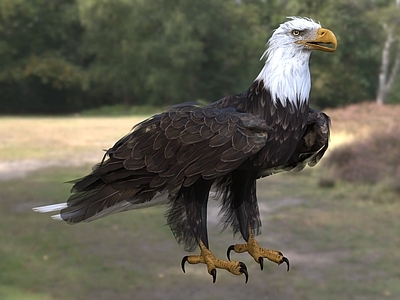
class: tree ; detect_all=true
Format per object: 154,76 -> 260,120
374,0 -> 400,105
306,0 -> 381,107
79,0 -> 263,107
0,0 -> 86,113
2,0 -> 400,113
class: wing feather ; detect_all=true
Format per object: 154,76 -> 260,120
199,125 -> 214,139
59,103 -> 272,224
123,157 -> 145,170
164,140 -> 180,159
209,134 -> 229,147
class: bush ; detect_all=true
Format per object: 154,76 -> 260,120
325,128 -> 400,186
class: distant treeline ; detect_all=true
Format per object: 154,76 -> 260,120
0,0 -> 398,114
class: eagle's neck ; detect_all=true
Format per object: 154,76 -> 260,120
255,46 -> 312,107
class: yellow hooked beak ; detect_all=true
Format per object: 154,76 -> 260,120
296,28 -> 337,52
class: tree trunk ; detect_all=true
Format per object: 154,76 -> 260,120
376,27 -> 393,105
376,2 -> 400,105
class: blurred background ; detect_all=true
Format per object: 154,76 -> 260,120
1,0 -> 400,299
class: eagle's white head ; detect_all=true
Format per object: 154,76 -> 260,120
256,17 -> 337,107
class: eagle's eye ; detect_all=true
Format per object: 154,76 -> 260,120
292,29 -> 301,36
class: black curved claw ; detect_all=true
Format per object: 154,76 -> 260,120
258,257 -> 264,270
282,256 -> 290,272
226,245 -> 235,261
210,268 -> 217,283
239,262 -> 249,284
181,256 -> 188,273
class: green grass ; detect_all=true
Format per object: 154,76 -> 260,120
1,165 -> 399,299
0,166 -> 178,300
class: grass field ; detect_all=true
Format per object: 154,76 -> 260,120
1,103 -> 400,299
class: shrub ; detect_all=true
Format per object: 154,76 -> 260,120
324,128 -> 400,186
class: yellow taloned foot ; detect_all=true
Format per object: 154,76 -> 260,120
227,230 -> 290,271
181,240 -> 248,283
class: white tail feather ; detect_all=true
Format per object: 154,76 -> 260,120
51,214 -> 63,221
32,192 -> 168,223
32,203 -> 67,213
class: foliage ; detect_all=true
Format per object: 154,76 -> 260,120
0,0 -> 86,113
310,1 -> 382,107
78,0 -> 263,106
0,0 -> 399,113
80,104 -> 162,116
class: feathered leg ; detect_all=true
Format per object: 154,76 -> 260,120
224,171 -> 289,271
176,179 -> 248,283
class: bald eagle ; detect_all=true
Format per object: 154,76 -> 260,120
34,17 -> 337,283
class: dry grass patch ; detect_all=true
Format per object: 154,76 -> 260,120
0,116 -> 146,161
324,102 -> 400,148
322,102 -> 400,200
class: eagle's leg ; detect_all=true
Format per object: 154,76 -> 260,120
179,179 -> 248,283
224,171 -> 289,271
227,228 -> 290,271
